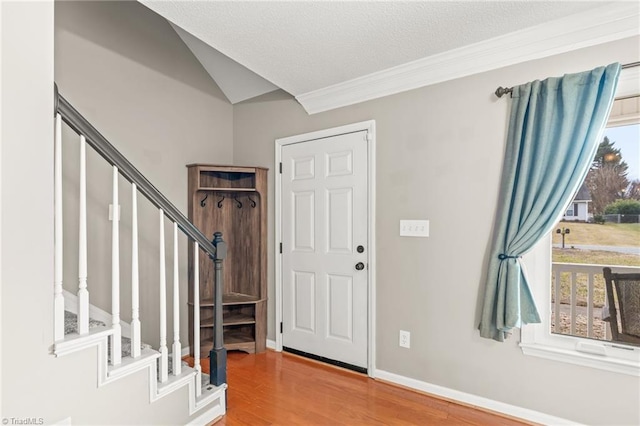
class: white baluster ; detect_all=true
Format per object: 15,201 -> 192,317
54,113 -> 65,342
587,273 -> 594,338
569,272 -> 577,336
194,242 -> 201,397
159,209 -> 168,383
131,184 -> 141,358
111,166 -> 122,365
172,223 -> 182,376
603,274 -> 611,341
554,270 -> 561,334
77,135 -> 89,335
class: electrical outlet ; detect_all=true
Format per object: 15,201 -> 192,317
109,204 -> 121,221
400,220 -> 429,237
399,330 -> 411,348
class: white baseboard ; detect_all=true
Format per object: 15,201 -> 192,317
374,369 -> 580,426
187,398 -> 226,426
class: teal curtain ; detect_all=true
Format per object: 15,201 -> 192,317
479,63 -> 621,342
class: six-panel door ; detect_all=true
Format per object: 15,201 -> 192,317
282,130 -> 368,368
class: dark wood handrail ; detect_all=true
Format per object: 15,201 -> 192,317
55,84 -> 227,385
54,85 -> 219,259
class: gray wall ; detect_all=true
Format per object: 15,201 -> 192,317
233,36 -> 640,425
55,0 -> 233,348
1,1 -> 228,424
2,1 -> 638,424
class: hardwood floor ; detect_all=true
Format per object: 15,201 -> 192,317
185,351 -> 533,426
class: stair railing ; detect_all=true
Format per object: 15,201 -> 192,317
53,84 -> 227,389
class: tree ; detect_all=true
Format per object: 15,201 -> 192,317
585,137 -> 629,214
587,166 -> 629,213
627,179 -> 640,200
591,136 -> 629,172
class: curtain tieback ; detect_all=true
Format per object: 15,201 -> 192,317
498,253 -> 520,260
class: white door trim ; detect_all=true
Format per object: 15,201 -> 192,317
275,120 -> 376,377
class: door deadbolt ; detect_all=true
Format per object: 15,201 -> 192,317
355,262 -> 365,271
357,245 -> 365,253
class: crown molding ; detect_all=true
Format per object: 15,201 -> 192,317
296,3 -> 640,115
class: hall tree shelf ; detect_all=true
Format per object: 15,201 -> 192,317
187,164 -> 268,357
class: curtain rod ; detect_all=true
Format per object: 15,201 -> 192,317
494,61 -> 640,98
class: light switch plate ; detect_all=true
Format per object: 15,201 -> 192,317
109,204 -> 121,221
400,220 -> 429,237
399,330 -> 411,348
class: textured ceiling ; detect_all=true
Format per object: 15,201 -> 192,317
141,1 -> 611,97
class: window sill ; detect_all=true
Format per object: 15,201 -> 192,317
520,339 -> 639,377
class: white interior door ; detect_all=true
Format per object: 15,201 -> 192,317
281,130 -> 368,369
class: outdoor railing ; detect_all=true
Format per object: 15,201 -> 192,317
551,262 -> 640,340
603,214 -> 640,224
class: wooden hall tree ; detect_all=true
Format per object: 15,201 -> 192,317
187,164 -> 268,357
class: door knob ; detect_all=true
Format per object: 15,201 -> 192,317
357,245 -> 365,253
355,262 -> 365,271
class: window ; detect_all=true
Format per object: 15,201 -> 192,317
521,68 -> 640,376
550,122 -> 639,341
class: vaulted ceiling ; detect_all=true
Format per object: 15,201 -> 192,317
139,1 -> 639,114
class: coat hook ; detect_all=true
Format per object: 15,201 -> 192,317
200,194 -> 208,207
234,196 -> 243,208
217,196 -> 225,208
247,196 -> 257,208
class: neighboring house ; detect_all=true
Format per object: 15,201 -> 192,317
563,183 -> 592,221
2,2 -> 639,426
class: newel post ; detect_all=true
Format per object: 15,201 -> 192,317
210,232 -> 227,386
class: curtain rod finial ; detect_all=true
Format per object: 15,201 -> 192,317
495,86 -> 513,98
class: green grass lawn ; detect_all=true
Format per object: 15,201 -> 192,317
552,221 -> 640,247
552,248 -> 640,266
